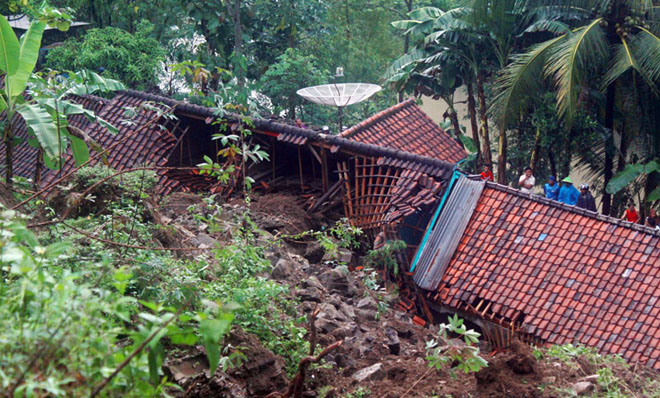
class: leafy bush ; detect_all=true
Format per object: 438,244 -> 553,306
0,208 -> 233,396
425,314 -> 488,377
45,21 -> 165,90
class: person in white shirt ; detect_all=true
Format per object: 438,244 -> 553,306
518,167 -> 535,194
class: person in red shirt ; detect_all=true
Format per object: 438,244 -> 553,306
480,164 -> 494,182
622,202 -> 640,223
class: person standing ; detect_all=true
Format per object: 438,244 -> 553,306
558,176 -> 579,205
518,167 -> 535,194
646,208 -> 660,229
622,202 -> 640,223
480,164 -> 494,181
544,176 -> 560,200
576,184 -> 597,211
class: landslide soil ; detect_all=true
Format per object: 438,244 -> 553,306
157,191 -> 657,398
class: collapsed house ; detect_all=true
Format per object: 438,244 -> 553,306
3,89 -> 660,370
412,175 -> 660,370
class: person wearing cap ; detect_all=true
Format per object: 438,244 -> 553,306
622,202 -> 640,223
544,176 -> 560,200
480,164 -> 494,182
576,183 -> 597,211
518,167 -> 535,194
558,176 -> 579,205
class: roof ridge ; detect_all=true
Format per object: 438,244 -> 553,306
484,181 -> 660,237
339,98 -> 416,138
117,90 -> 456,176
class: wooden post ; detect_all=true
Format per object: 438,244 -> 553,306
271,137 -> 276,180
321,148 -> 329,193
298,146 -> 304,191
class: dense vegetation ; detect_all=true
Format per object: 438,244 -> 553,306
1,0 -> 660,396
4,0 -> 657,217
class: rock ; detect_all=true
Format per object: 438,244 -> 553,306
330,327 -> 351,340
542,376 -> 556,384
272,258 -> 298,280
302,276 -> 325,291
263,250 -> 280,266
580,375 -> 599,383
319,268 -> 353,295
322,247 -> 354,265
351,363 -> 384,382
303,241 -> 325,263
355,308 -> 377,321
571,381 -> 594,395
339,302 -> 356,320
316,318 -> 342,334
318,303 -> 347,322
356,296 -> 378,311
296,288 -> 321,302
385,327 -> 400,355
193,233 -> 219,248
334,353 -> 357,368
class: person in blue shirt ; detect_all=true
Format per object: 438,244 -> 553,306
558,176 -> 580,205
544,176 -> 560,200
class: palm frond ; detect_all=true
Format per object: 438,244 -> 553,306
522,19 -> 570,35
490,35 -> 563,128
603,36 -> 658,95
545,18 -> 608,120
633,27 -> 660,84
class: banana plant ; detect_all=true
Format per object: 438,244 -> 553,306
0,9 -> 124,189
27,70 -> 123,185
606,159 -> 660,202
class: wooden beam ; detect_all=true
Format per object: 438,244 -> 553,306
321,148 -> 329,193
298,146 -> 304,191
307,144 -> 322,164
310,180 -> 342,212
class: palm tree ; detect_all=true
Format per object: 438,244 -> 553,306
492,0 -> 660,215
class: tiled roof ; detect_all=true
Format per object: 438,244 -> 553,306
432,182 -> 660,369
340,99 -> 467,164
122,90 -> 456,180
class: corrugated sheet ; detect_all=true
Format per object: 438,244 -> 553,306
412,176 -> 485,290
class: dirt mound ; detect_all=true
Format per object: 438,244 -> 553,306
248,193 -> 318,235
170,328 -> 288,398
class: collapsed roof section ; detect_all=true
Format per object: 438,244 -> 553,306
415,179 -> 660,369
340,98 -> 467,164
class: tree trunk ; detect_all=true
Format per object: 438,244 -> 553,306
548,148 -> 557,178
34,148 -> 43,190
602,84 -> 616,215
530,127 -> 541,171
399,0 -> 413,103
497,124 -> 508,184
447,109 -> 463,148
227,0 -> 244,86
4,121 -> 13,191
476,71 -> 492,168
466,81 -> 481,167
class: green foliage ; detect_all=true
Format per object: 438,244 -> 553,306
425,314 -> 487,377
291,218 -> 362,260
363,239 -> 406,277
342,387 -> 371,398
258,48 -> 325,119
45,21 -> 165,90
0,207 -> 234,396
606,159 -> 660,198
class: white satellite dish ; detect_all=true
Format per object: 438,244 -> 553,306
296,83 -> 382,107
297,80 -> 381,133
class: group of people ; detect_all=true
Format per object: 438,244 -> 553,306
479,165 -> 659,229
479,165 -> 595,210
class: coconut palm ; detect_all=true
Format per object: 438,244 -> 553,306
492,0 -> 660,215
